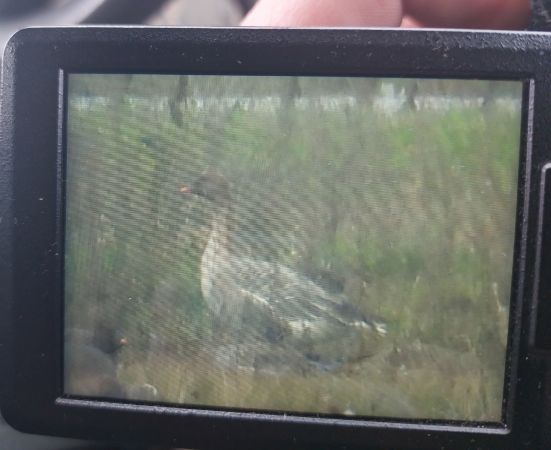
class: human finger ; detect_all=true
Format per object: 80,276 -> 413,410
400,15 -> 424,27
403,0 -> 530,29
241,0 -> 403,27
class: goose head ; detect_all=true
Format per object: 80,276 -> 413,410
180,170 -> 232,205
66,325 -> 128,355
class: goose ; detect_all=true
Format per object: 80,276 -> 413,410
64,325 -> 128,398
65,326 -> 161,402
181,171 -> 387,371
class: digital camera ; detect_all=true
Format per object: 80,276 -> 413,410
1,27 -> 551,449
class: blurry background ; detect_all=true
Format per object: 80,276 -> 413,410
0,0 -> 256,64
0,2 -> 256,449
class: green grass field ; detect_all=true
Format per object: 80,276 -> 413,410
64,75 -> 522,422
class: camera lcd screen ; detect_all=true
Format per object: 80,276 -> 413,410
64,74 -> 522,422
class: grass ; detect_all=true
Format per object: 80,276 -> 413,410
64,75 -> 522,422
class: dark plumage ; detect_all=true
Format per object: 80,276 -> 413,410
64,325 -> 128,399
66,325 -> 128,354
65,325 -> 160,402
182,171 -> 387,371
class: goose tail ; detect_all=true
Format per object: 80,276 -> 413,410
357,316 -> 388,336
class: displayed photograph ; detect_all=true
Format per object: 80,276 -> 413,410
64,74 -> 522,421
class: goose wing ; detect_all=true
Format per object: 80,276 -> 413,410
228,256 -> 375,339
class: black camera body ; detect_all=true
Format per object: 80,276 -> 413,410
1,26 -> 551,450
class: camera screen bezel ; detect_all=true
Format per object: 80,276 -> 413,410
1,26 -> 550,450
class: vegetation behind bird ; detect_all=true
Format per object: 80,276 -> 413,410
64,74 -> 521,421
